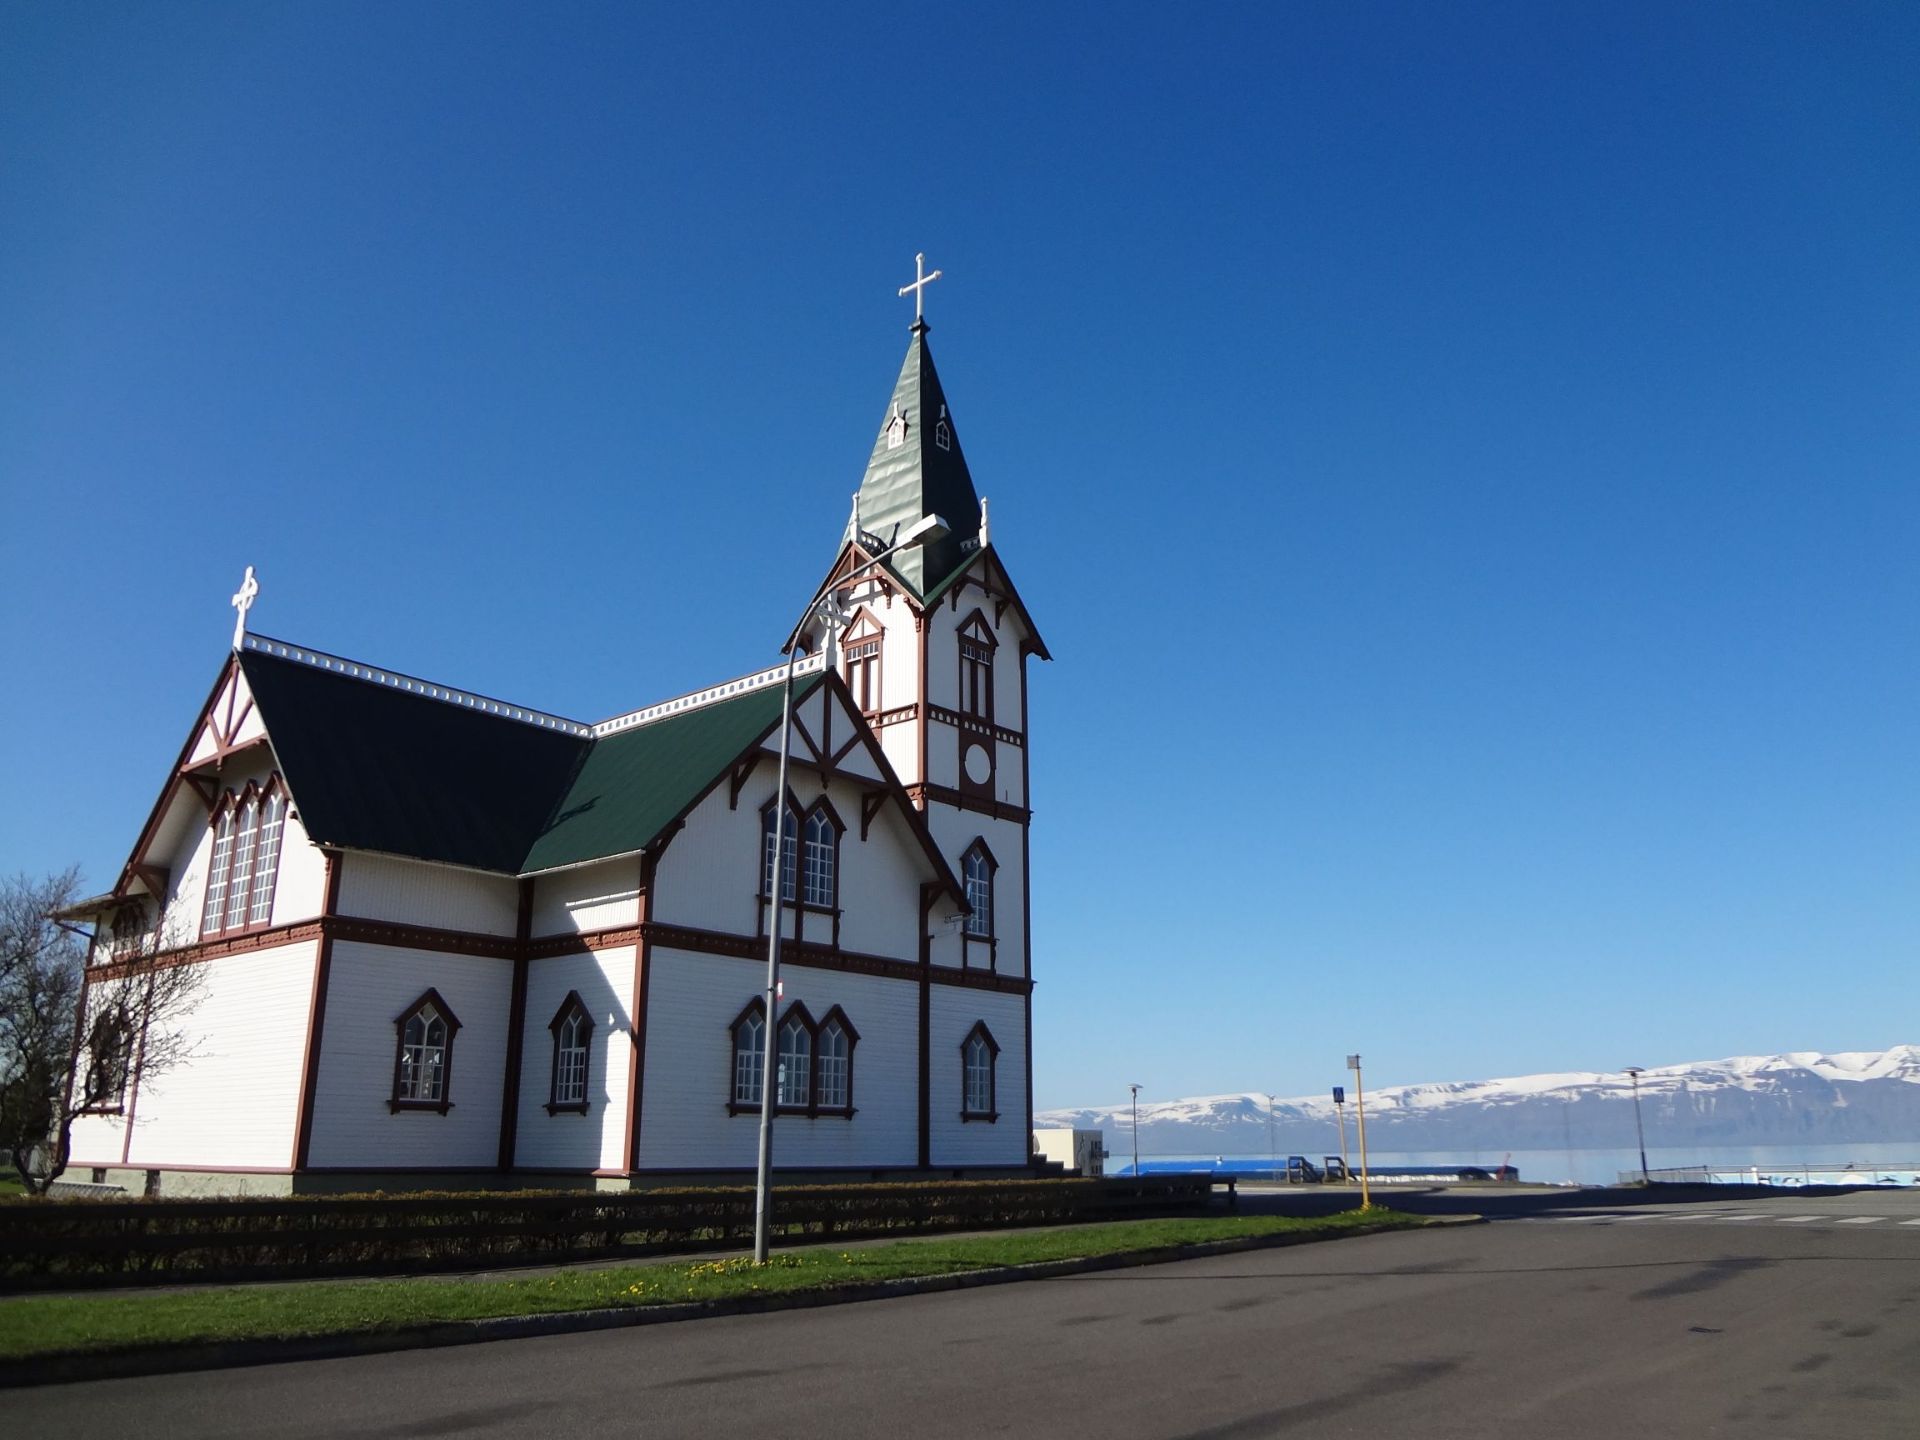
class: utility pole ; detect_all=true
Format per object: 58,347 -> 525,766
1346,1055 -> 1373,1209
1265,1093 -> 1276,1180
1129,1083 -> 1142,1177
1625,1067 -> 1650,1185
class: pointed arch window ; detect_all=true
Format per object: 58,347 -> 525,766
730,999 -> 767,1110
390,989 -> 461,1113
802,803 -> 842,909
962,839 -> 996,943
957,612 -> 997,721
777,1003 -> 815,1109
761,800 -> 799,902
80,1007 -> 132,1112
199,778 -> 290,937
961,1021 -> 999,1121
547,991 -> 594,1114
815,1006 -> 859,1114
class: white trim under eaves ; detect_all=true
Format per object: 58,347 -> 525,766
592,652 -> 828,737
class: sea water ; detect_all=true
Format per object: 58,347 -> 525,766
1126,1141 -> 1920,1187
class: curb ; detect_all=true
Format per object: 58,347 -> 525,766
4,1216 -> 1476,1388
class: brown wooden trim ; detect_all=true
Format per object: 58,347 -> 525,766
869,703 -> 919,730
859,790 -> 886,841
905,782 -> 1030,825
643,919 -> 1031,996
116,657 -> 238,901
625,848 -> 658,1173
960,1019 -> 1000,1123
291,851 -> 342,1171
496,878 -> 534,1168
543,988 -> 594,1115
925,703 -> 1023,746
332,914 -> 520,959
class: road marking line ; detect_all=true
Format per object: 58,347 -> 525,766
1777,1216 -> 1826,1223
1898,1219 -> 1920,1227
1835,1216 -> 1889,1225
1713,1214 -> 1769,1222
1612,1213 -> 1661,1221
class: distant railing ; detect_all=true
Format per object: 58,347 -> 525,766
1632,1164 -> 1920,1187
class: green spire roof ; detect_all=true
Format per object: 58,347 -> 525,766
853,323 -> 981,597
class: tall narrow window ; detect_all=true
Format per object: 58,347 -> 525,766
962,840 -> 995,940
778,1006 -> 813,1108
731,1001 -> 766,1107
224,797 -> 259,931
802,805 -> 838,908
816,1008 -> 858,1113
762,801 -> 798,902
957,612 -> 997,721
248,790 -> 285,926
547,992 -> 594,1113
82,1009 -> 132,1110
201,809 -> 234,935
961,1022 -> 999,1120
844,638 -> 881,713
391,990 -> 461,1113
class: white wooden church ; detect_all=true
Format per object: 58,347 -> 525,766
66,272 -> 1049,1194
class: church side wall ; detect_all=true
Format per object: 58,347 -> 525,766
636,948 -> 918,1171
925,808 -> 1027,979
929,987 -> 1028,1167
335,854 -> 520,937
513,947 -> 636,1173
531,858 -> 640,938
66,940 -> 319,1172
303,940 -> 512,1170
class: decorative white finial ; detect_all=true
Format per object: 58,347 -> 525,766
230,565 -> 259,649
979,497 -> 990,546
898,251 -> 943,325
847,491 -> 861,542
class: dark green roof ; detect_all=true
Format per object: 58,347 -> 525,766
523,676 -> 818,873
854,324 -> 982,597
240,646 -> 823,876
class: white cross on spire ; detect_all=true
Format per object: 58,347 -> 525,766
898,252 -> 943,325
231,565 -> 259,649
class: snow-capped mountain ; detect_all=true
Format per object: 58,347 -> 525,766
1037,1047 -> 1920,1153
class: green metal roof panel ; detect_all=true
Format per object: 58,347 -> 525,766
522,675 -> 822,874
239,648 -> 592,875
855,326 -> 982,597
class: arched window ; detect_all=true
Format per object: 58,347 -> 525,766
547,991 -> 594,1114
957,612 -> 996,721
731,999 -> 766,1108
961,1022 -> 999,1121
802,804 -> 840,909
82,1008 -> 132,1110
110,903 -> 146,958
199,779 -> 290,938
201,808 -> 234,936
224,795 -> 259,931
816,1007 -> 859,1114
962,840 -> 995,941
778,1004 -> 814,1109
248,790 -> 285,926
390,990 -> 461,1113
762,800 -> 799,902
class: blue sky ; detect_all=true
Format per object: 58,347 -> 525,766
3,3 -> 1915,1111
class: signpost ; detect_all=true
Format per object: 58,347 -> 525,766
1346,1055 -> 1373,1209
1331,1085 -> 1350,1181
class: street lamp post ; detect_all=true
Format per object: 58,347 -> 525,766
1130,1083 -> 1142,1177
753,513 -> 949,1264
1346,1054 -> 1373,1209
1265,1093 -> 1276,1181
1624,1066 -> 1650,1185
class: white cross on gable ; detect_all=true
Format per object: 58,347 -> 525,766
231,565 -> 259,649
898,252 -> 943,324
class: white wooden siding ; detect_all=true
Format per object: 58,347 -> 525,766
335,854 -> 519,936
67,941 -> 319,1171
926,808 -> 1027,977
269,818 -> 327,928
636,948 -> 919,1171
303,940 -> 513,1169
531,858 -> 639,938
929,988 -> 1028,1167
513,947 -> 636,1172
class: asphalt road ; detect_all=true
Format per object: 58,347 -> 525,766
20,1188 -> 1920,1439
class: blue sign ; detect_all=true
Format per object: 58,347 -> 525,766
1332,1086 -> 1345,1105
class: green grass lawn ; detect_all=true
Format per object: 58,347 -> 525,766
0,1173 -> 23,1198
0,1208 -> 1424,1360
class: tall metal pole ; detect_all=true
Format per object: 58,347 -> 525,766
1130,1083 -> 1141,1177
1347,1054 -> 1373,1209
752,645 -> 800,1263
1625,1067 -> 1650,1185
1266,1093 -> 1276,1180
1334,1091 -> 1350,1181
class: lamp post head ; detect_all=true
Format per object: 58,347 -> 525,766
897,512 -> 950,550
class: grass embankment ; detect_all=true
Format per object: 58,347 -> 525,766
0,1173 -> 22,1198
0,1208 -> 1422,1359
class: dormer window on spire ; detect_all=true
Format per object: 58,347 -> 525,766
886,403 -> 908,450
935,405 -> 951,451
